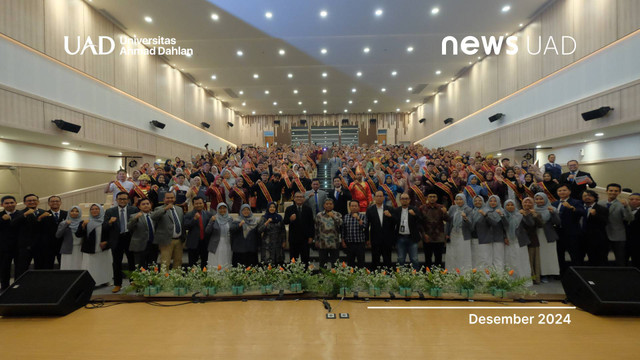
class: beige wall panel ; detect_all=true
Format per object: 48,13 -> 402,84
137,51 -> 157,106
83,115 -> 115,145
576,92 -> 621,132
480,55 -> 499,108
155,137 -> 173,159
44,0 -> 85,71
0,89 -> 44,131
519,116 -> 546,145
580,159 -> 640,192
619,83 -> 640,124
113,32 -> 138,97
468,65 -> 483,115
517,19 -> 542,90
483,131 -> 501,152
171,71 -> 185,119
82,5 -> 115,85
42,102 -> 85,138
499,124 -> 521,149
573,0 -> 617,59
541,0 -> 575,76
156,61 -> 173,113
136,131 -> 156,155
113,124 -> 137,151
454,75 -> 471,122
497,50 -> 518,100
0,0 -> 45,52
544,105 -> 579,138
183,82 -> 200,125
617,0 -> 640,38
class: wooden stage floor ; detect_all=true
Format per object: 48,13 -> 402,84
1,299 -> 638,359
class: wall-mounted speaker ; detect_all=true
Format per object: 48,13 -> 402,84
51,119 -> 81,133
300,119 -> 307,125
201,122 -> 210,128
150,120 -> 166,129
369,118 -> 377,123
581,106 -> 613,121
227,122 -> 234,127
274,120 -> 281,125
488,113 -> 504,122
418,118 -> 426,124
341,119 -> 349,124
444,118 -> 453,125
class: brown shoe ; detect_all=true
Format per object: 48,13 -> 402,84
111,286 -> 121,293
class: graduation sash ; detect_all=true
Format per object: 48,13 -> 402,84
467,166 -> 486,182
291,173 -> 306,193
184,168 -> 192,177
538,182 -> 558,203
338,175 -> 349,189
306,155 -> 317,169
198,171 -> 210,187
113,180 -> 127,193
221,179 -> 232,191
209,184 -> 224,203
351,181 -> 369,199
229,169 -> 239,179
365,176 -> 377,193
503,178 -> 523,200
282,170 -> 292,189
410,184 -> 427,205
133,184 -> 149,199
523,185 -> 535,199
422,167 -> 436,184
435,182 -> 455,203
481,161 -> 492,173
384,166 -> 394,176
482,182 -> 494,196
381,183 -> 398,207
257,181 -> 273,203
464,185 -> 477,199
233,187 -> 247,203
241,171 -> 254,187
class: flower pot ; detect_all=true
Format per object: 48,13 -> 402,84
232,285 -> 245,295
290,283 -> 302,292
338,287 -> 350,296
399,287 -> 412,297
143,286 -> 159,296
260,285 -> 274,294
205,286 -> 217,295
491,288 -> 507,298
368,286 -> 381,296
429,287 -> 443,297
173,287 -> 187,296
460,288 -> 475,298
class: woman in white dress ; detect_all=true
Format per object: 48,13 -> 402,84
56,205 -> 83,270
445,194 -> 473,271
503,200 -> 532,282
534,192 -> 561,281
76,203 -> 113,286
206,203 -> 238,268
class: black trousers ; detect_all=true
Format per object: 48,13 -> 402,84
112,234 -> 136,286
627,238 -> 640,268
370,242 -> 393,269
288,241 -> 310,264
318,249 -> 340,268
610,240 -> 626,266
345,242 -> 366,268
0,246 -> 18,290
133,243 -> 159,270
556,234 -> 585,275
33,249 -> 56,270
232,252 -> 259,267
15,247 -> 35,280
585,238 -> 609,266
424,242 -> 445,269
188,240 -> 209,268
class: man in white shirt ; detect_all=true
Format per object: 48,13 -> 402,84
105,170 -> 135,205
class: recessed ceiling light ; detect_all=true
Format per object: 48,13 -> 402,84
391,71 -> 397,76
373,100 -> 378,104
381,88 -> 386,92
321,48 -> 327,54
477,56 -> 481,60
287,73 -> 293,78
264,90 -> 269,94
265,11 -> 273,19
407,46 -> 414,52
348,100 -> 353,104
375,9 -> 383,16
396,108 -> 400,112
431,7 -> 440,15
368,109 -> 372,112
519,23 -> 523,27
405,99 -> 410,103
322,89 -> 327,93
407,87 -> 413,91
211,13 -> 219,21
351,88 -> 357,93
252,111 -> 256,115
535,145 -> 541,148
144,16 -> 152,23
298,101 -> 302,105
279,49 -> 285,55
293,89 -> 298,94
211,74 -> 217,80
279,110 -> 283,114
237,50 -> 244,57
273,101 -> 277,106
303,110 -> 307,113
323,110 -> 327,113
322,72 -> 328,78
118,152 -> 122,155
238,90 -> 244,95
435,70 -> 441,75
320,10 -> 328,18
323,101 -> 328,105
502,5 -> 511,13
242,102 -> 246,106
595,132 -> 604,137
61,141 -> 70,145
363,47 -> 370,53
468,61 -> 472,65
253,73 -> 259,79
505,32 -> 509,36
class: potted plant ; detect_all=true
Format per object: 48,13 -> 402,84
365,269 -> 390,296
283,258 -> 313,292
453,268 -> 484,298
321,261 -> 357,297
226,265 -> 252,295
393,266 -> 419,297
253,264 -> 280,294
484,268 -> 531,298
417,266 -> 453,297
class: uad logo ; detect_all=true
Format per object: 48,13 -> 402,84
64,36 -> 115,55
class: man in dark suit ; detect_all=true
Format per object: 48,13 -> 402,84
626,193 -> 640,268
304,179 -> 328,217
392,192 -> 423,269
366,191 -> 396,269
183,196 -> 212,267
328,176 -> 352,216
581,190 -> 609,266
104,191 -> 139,293
283,191 -> 315,264
551,184 -> 587,275
38,196 -> 67,270
12,194 -> 47,279
0,196 -> 20,291
559,160 -> 596,200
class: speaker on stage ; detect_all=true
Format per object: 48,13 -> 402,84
561,266 -> 640,316
0,270 -> 95,317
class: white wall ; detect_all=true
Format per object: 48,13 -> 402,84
535,133 -> 640,165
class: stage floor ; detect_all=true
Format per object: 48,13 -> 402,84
1,299 -> 638,359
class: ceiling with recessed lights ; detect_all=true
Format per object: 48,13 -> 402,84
85,0 -> 552,116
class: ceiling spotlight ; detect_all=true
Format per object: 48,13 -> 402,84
144,16 -> 153,23
293,89 -> 298,94
279,110 -> 283,114
407,46 -> 414,52
373,100 -> 378,104
435,70 -> 441,75
298,101 -> 302,105
497,153 -> 502,156
211,13 -> 219,21
322,72 -> 328,77
351,88 -> 357,93
320,10 -> 328,18
375,9 -> 383,16
252,111 -> 256,115
519,23 -> 523,27
405,99 -> 410,103
595,132 -> 604,137
265,11 -> 273,19
368,109 -> 372,112
535,145 -> 541,148
253,73 -> 259,79
211,74 -> 217,80
322,89 -> 327,93
356,71 -> 362,77
323,101 -> 328,105
237,50 -> 244,57
468,61 -> 473,65
363,47 -> 370,53
61,141 -> 70,145
396,108 -> 400,112
407,87 -> 413,91
287,73 -> 293,78
348,100 -> 353,104
431,7 -> 440,15
273,101 -> 278,106
242,102 -> 246,106
391,71 -> 397,76
279,49 -> 285,55
303,110 -> 307,113
323,110 -> 327,113
185,53 -> 192,58
381,88 -> 386,92
264,90 -> 269,94
321,48 -> 327,54
344,109 -> 348,112
502,5 -> 511,13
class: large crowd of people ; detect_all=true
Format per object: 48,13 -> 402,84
1,143 -> 638,294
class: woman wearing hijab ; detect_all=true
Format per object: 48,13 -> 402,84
503,168 -> 524,208
522,173 -> 538,199
463,175 -> 488,208
186,176 -> 208,212
379,174 -> 403,208
520,197 -> 542,284
445,194 -> 473,271
482,171 -> 507,203
257,202 -> 286,265
433,172 -> 455,208
149,174 -> 170,208
538,172 -> 559,203
503,199 -> 532,282
205,176 -> 226,210
477,195 -> 507,268
534,192 -> 561,281
76,204 -> 113,286
205,203 -> 238,268
56,205 -> 83,270
231,204 -> 259,266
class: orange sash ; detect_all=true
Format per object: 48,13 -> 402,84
381,183 -> 398,207
467,166 -> 486,182
338,175 -> 349,189
365,176 -> 377,193
257,181 -> 273,203
221,179 -> 232,191
241,171 -> 254,187
435,182 -> 454,203
503,178 -> 523,200
482,182 -> 494,196
538,182 -> 558,203
133,184 -> 148,199
410,184 -> 427,205
233,187 -> 247,203
292,173 -> 306,193
114,180 -> 127,193
422,167 -> 436,184
198,171 -> 210,187
464,185 -> 477,199
209,185 -> 224,203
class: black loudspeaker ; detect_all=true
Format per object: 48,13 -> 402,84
581,106 -> 613,121
300,119 -> 307,125
418,118 -> 426,123
227,121 -> 234,127
200,122 -> 210,128
0,270 -> 95,316
274,120 -> 281,125
561,266 -> 640,316
488,113 -> 504,122
51,119 -> 82,133
369,118 -> 377,123
341,119 -> 349,124
443,118 -> 453,125
150,120 -> 166,129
